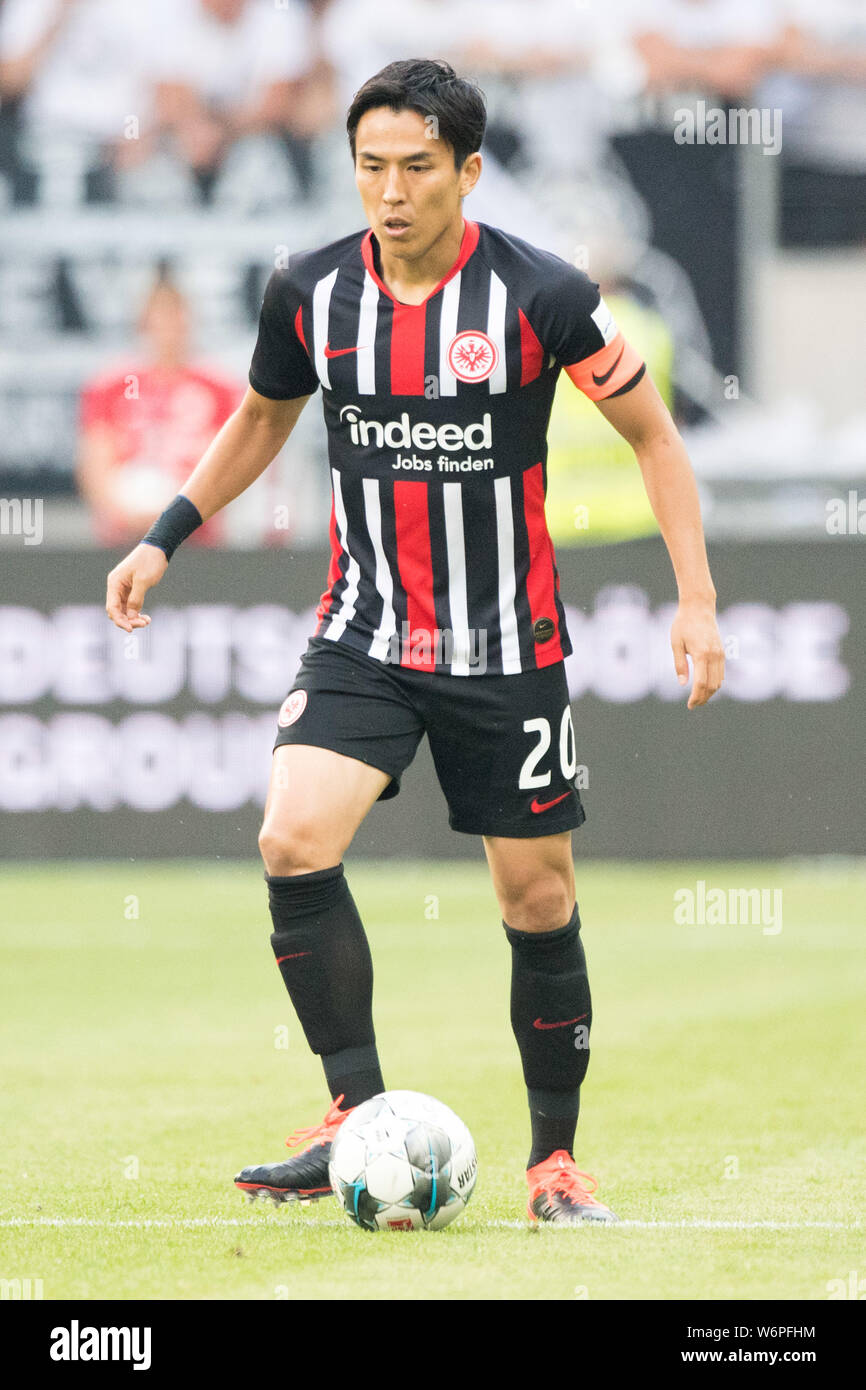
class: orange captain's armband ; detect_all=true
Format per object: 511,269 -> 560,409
564,332 -> 645,402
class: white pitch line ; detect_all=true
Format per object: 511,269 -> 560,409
614,1220 -> 860,1231
0,1217 -> 859,1232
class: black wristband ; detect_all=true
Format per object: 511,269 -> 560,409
141,494 -> 203,561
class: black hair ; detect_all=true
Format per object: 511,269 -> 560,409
346,58 -> 487,170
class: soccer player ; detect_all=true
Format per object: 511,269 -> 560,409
105,60 -> 725,1225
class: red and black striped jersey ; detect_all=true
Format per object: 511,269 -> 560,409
249,218 -> 645,676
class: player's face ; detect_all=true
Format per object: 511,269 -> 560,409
354,107 -> 480,260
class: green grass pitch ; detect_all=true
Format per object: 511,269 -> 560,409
1,858 -> 863,1301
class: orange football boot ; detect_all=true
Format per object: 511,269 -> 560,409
527,1150 -> 619,1224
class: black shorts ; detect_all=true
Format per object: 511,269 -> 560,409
273,637 -> 585,838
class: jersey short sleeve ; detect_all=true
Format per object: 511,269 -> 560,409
533,260 -> 646,402
248,268 -> 320,401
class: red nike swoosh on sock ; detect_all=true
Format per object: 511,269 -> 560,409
532,1013 -> 588,1030
276,951 -> 312,964
530,791 -> 572,813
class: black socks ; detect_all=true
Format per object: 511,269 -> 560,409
525,1087 -> 582,1170
267,865 -> 385,1109
503,904 -> 592,1168
267,865 -> 592,1160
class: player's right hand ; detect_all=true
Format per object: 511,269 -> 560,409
105,544 -> 168,633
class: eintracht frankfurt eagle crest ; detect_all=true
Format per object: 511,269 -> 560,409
446,330 -> 499,383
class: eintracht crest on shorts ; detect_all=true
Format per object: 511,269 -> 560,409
249,219 -> 645,676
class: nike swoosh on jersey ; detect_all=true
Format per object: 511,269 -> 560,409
530,791 -> 572,813
591,346 -> 624,387
532,1013 -> 588,1030
324,342 -> 364,358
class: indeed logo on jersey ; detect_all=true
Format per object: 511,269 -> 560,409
340,404 -> 492,452
339,403 -> 494,473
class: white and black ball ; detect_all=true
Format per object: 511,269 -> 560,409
329,1090 -> 478,1231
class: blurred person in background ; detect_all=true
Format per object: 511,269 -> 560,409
320,0 -> 470,106
319,0 -> 604,176
626,0 -> 866,248
615,0 -> 788,381
545,235 -> 675,545
77,274 -> 241,546
0,0 -> 155,203
151,0 -> 320,204
290,0 -> 340,146
632,0 -> 784,99
448,0 -> 639,182
317,0 -> 622,250
768,0 -> 866,246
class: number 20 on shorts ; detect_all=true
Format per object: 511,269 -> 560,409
519,708 -> 577,789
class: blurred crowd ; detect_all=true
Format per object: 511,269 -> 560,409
1,0 -> 864,210
0,0 -> 864,546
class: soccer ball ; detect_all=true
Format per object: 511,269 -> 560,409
328,1090 -> 477,1231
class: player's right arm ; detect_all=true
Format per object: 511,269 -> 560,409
105,387 -> 311,632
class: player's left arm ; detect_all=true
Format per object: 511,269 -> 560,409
594,371 -> 725,710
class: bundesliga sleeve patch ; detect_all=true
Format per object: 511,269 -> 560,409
590,298 -> 618,346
